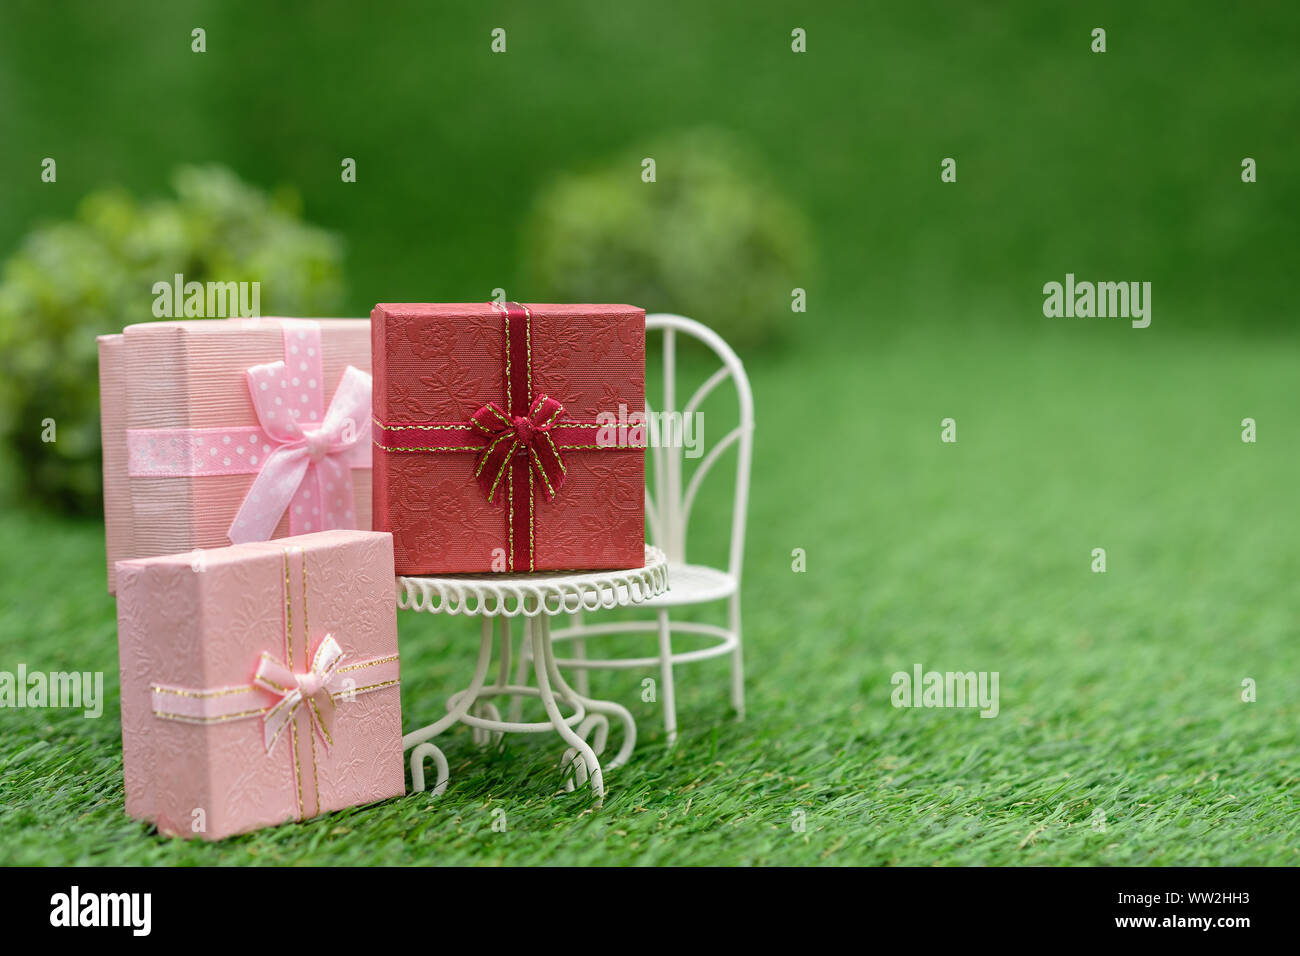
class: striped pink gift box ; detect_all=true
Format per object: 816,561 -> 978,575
98,317 -> 373,593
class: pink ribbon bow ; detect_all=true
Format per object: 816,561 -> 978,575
253,634 -> 344,754
228,353 -> 372,544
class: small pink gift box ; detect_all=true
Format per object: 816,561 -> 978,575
99,317 -> 373,594
115,530 -> 403,840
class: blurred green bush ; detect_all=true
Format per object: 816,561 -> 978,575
523,129 -> 815,352
0,166 -> 345,515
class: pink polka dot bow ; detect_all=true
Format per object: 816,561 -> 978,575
229,323 -> 372,543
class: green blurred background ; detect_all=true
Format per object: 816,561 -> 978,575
3,0 -> 1296,333
0,1 -> 1296,864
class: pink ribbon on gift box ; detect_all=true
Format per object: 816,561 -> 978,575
150,633 -> 398,754
254,634 -> 344,753
125,319 -> 372,544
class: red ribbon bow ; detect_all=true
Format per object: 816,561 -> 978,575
470,394 -> 568,504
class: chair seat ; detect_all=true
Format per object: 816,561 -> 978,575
644,562 -> 737,607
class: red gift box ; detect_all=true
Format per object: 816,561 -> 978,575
371,303 -> 645,574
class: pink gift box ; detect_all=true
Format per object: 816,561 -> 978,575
99,317 -> 374,594
114,530 -> 403,840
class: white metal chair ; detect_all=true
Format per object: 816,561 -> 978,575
525,313 -> 754,745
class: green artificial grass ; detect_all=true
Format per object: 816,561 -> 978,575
0,326 -> 1297,865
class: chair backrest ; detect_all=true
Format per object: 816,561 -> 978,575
644,314 -> 754,581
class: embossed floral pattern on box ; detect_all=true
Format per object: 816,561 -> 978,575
372,303 -> 645,574
115,530 -> 403,840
